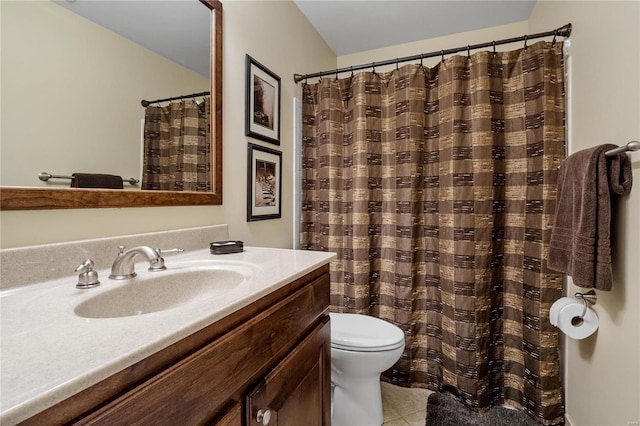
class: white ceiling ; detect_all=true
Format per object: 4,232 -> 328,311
293,0 -> 537,56
52,0 -> 536,75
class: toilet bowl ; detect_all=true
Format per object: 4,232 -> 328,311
330,313 -> 405,426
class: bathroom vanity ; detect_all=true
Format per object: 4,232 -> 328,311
0,227 -> 335,425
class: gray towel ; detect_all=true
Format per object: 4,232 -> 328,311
548,144 -> 632,290
71,173 -> 124,189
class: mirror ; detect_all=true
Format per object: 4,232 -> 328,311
0,0 -> 222,209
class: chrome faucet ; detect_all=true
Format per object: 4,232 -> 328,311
109,246 -> 183,280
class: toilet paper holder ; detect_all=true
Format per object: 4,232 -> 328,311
574,290 -> 597,319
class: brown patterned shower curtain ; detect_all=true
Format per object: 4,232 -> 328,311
142,98 -> 211,191
300,41 -> 566,424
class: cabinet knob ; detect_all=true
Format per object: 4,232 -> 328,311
256,408 -> 272,425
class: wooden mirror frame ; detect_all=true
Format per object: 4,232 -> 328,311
0,0 -> 223,210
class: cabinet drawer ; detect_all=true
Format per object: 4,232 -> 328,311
78,274 -> 329,425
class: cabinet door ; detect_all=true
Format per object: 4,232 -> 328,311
246,317 -> 331,426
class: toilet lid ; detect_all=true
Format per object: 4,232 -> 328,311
330,313 -> 405,352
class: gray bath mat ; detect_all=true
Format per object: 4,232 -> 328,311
425,391 -> 540,426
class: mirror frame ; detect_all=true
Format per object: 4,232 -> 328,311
0,0 -> 223,210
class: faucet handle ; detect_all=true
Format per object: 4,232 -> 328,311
155,248 -> 184,256
75,259 -> 100,289
75,258 -> 95,274
146,248 -> 183,272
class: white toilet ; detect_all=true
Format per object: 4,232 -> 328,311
330,313 -> 405,426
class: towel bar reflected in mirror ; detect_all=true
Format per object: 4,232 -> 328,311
38,172 -> 139,186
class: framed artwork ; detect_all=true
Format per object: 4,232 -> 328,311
247,143 -> 282,221
245,55 -> 281,145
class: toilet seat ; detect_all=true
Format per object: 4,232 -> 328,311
330,313 -> 405,352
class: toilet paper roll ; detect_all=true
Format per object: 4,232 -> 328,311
557,301 -> 599,340
549,297 -> 574,326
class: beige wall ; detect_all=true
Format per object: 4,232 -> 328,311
528,2 -> 640,425
221,0 -> 334,249
1,1 -> 209,188
0,0 -> 335,249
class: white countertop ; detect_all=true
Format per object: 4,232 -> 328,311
0,247 -> 335,425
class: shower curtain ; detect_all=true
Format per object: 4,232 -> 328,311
300,41 -> 566,424
142,98 -> 211,191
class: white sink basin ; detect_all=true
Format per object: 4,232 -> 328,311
74,264 -> 252,319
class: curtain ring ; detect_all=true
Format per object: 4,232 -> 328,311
467,45 -> 471,60
420,53 -> 424,68
492,40 -> 497,57
350,66 -> 354,78
552,29 -> 558,46
524,34 -> 528,50
441,50 -> 445,64
372,61 -> 376,74
335,69 -> 339,81
396,58 -> 399,71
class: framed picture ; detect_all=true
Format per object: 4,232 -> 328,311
245,55 -> 281,145
247,143 -> 282,221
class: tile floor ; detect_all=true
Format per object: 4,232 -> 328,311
381,382 -> 432,426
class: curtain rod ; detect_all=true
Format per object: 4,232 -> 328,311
141,91 -> 211,107
294,23 -> 572,83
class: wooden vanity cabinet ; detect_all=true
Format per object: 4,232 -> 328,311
19,265 -> 331,426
